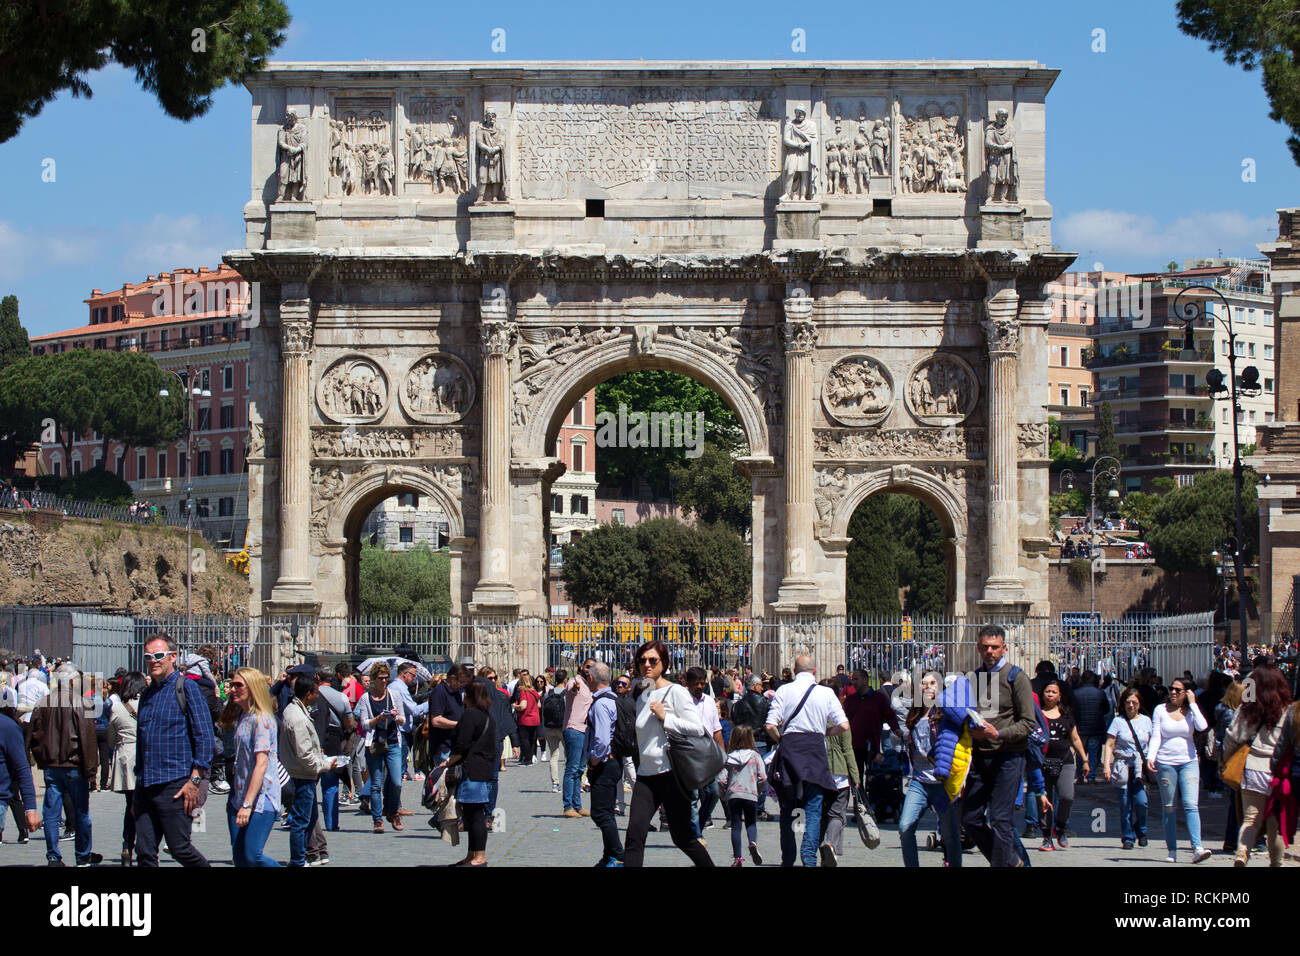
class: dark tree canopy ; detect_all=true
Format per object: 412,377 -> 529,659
1147,469 -> 1258,573
1178,0 -> 1300,166
358,543 -> 451,617
669,442 -> 752,534
0,297 -> 29,369
0,0 -> 290,143
846,493 -> 949,617
559,523 -> 648,620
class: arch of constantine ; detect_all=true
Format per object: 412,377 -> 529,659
227,61 -> 1074,628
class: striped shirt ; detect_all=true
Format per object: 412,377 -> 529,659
135,671 -> 214,787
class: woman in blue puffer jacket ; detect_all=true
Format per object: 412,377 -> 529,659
898,672 -> 971,867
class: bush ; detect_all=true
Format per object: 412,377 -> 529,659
13,468 -> 133,505
1067,557 -> 1091,591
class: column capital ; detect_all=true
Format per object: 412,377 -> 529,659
480,319 -> 517,356
982,317 -> 1020,353
780,317 -> 818,353
280,308 -> 314,355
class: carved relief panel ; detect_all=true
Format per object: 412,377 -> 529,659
404,95 -> 469,195
821,355 -> 893,426
897,96 -> 967,195
905,353 -> 978,425
316,356 -> 390,424
823,95 -> 890,196
400,352 -> 475,423
326,94 -> 396,198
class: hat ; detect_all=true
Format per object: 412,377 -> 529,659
285,663 -> 315,679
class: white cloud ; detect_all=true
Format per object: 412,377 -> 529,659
1057,208 -> 1277,268
121,214 -> 236,276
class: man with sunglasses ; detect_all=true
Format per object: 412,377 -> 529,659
612,676 -> 636,815
133,635 -> 213,867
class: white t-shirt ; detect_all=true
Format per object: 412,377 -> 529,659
692,692 -> 722,737
635,683 -> 705,777
1148,702 -> 1207,767
1106,713 -> 1153,764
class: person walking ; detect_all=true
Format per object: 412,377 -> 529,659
311,666 -> 355,838
132,635 -> 212,868
29,665 -> 100,867
541,670 -> 567,792
512,671 -> 541,766
844,669 -> 901,790
107,672 -> 147,866
1037,679 -> 1088,851
1214,679 -> 1245,854
353,663 -> 404,834
219,668 -> 280,867
1147,675 -> 1212,863
0,686 -> 39,847
1223,663 -> 1293,866
961,625 -> 1038,868
897,671 -> 965,868
584,662 -> 624,867
819,678 -> 854,867
717,725 -> 766,867
765,655 -> 851,867
612,674 -> 637,815
279,676 -> 349,867
1101,687 -> 1152,850
685,666 -> 724,839
440,679 -> 496,867
622,639 -> 714,867
1072,671 -> 1110,784
561,658 -> 595,819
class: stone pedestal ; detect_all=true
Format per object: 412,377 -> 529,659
468,203 -> 516,250
774,200 -> 821,249
977,204 -> 1025,247
268,202 -> 317,248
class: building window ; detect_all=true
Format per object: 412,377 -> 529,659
1223,442 -> 1230,457
200,369 -> 210,392
1222,408 -> 1229,424
1265,311 -> 1274,327
1267,412 -> 1275,422
572,442 -> 585,473
572,399 -> 584,426
72,459 -> 81,476
399,525 -> 414,543
160,330 -> 169,350
1249,342 -> 1256,357
1078,387 -> 1089,407
220,404 -> 234,429
219,448 -> 234,474
1060,346 -> 1069,367
179,452 -> 187,478
570,494 -> 588,515
1059,387 -> 1069,406
1266,377 -> 1274,393
398,493 -> 419,508
223,366 -> 234,391
245,362 -> 252,387
136,453 -> 146,479
94,338 -> 106,350
195,498 -> 210,518
196,407 -> 211,431
157,452 -> 167,477
1235,340 -> 1245,356
1222,340 -> 1230,355
1265,344 -> 1274,359
612,509 -> 625,525
114,454 -> 124,478
218,497 -> 235,517
551,494 -> 563,514
196,451 -> 211,476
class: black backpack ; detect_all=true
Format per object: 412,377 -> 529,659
595,690 -> 638,761
542,689 -> 566,729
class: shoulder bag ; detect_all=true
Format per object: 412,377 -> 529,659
1221,727 -> 1255,791
366,693 -> 394,756
663,686 -> 726,793
1112,714 -> 1146,788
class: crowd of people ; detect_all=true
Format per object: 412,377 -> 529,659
0,626 -> 1296,868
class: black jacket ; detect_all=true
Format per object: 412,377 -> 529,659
475,677 -> 518,746
731,690 -> 770,735
451,708 -> 497,783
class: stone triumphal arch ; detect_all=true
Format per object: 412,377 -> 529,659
229,61 -> 1073,625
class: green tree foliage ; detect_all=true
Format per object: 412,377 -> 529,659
1097,401 -> 1119,460
0,1 -> 290,143
559,523 -> 647,619
1147,470 -> 1258,573
358,543 -> 450,617
595,370 -> 744,495
88,350 -> 187,458
1050,489 -> 1087,530
668,442 -> 751,533
0,297 -> 29,369
1119,491 -> 1160,531
846,494 -> 948,616
1049,416 -> 1082,468
1178,0 -> 1300,166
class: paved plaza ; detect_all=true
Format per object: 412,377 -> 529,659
2,759 -> 1269,868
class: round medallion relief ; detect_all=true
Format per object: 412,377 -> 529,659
904,353 -> 978,425
821,355 -> 894,427
399,352 -> 475,424
316,356 -> 389,424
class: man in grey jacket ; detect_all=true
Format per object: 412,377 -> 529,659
279,676 -> 347,867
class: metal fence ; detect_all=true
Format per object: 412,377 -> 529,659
0,493 -> 243,550
0,607 -> 1215,687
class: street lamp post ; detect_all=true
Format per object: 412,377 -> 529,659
159,367 -> 210,643
1211,537 -> 1238,646
1176,288 -> 1259,670
1089,456 -> 1121,623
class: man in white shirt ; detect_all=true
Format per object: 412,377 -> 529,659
765,655 -> 850,867
16,661 -> 49,723
686,667 -> 725,840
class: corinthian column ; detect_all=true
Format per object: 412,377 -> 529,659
774,292 -> 823,612
471,297 -> 519,610
269,302 -> 318,610
981,284 -> 1027,605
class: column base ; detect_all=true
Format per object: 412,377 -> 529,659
771,579 -> 826,614
469,583 -> 520,614
976,577 -> 1030,617
267,580 -> 320,616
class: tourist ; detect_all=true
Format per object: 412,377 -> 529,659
685,666 -> 724,838
1146,676 -> 1212,863
898,671 -> 966,868
93,678 -> 113,792
354,663 -> 404,833
613,674 -> 637,815
0,686 -> 38,847
426,663 -> 470,770
311,666 -> 355,837
219,667 -> 280,867
845,669 -> 901,789
132,634 -> 212,868
1102,687 -> 1152,850
280,676 -> 350,866
1214,679 -> 1245,854
511,670 -> 541,766
474,666 -> 517,822
962,624 -> 1038,868
1073,671 -> 1110,784
107,671 -> 146,866
1223,663 -> 1293,866
561,658 -> 595,819
440,679 -> 496,867
390,663 -> 421,782
542,669 -> 566,792
623,638 -> 714,867
583,661 -> 623,866
819,678 -> 854,867
766,655 -> 850,867
717,724 -> 766,867
1037,679 -> 1088,850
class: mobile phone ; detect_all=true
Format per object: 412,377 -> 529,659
965,708 -> 989,728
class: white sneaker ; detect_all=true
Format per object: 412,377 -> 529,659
1163,854 -> 1177,863
1191,847 -> 1212,864
209,779 -> 230,794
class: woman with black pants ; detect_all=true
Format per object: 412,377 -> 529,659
622,638 -> 714,868
441,679 -> 496,867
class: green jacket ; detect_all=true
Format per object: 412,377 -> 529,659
826,722 -> 854,779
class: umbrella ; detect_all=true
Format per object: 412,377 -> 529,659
357,656 -> 433,683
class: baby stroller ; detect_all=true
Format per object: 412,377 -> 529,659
865,746 -> 905,824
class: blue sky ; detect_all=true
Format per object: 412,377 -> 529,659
2,0 -> 1296,337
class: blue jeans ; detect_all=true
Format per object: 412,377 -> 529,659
1117,776 -> 1148,842
1155,761 -> 1202,853
43,767 -> 91,864
1082,736 -> 1104,781
226,804 -> 280,867
562,729 -> 586,811
365,743 -> 404,822
779,784 -> 827,866
899,778 -> 962,867
400,733 -> 411,778
287,778 -> 318,866
319,769 -> 341,831
487,746 -> 502,816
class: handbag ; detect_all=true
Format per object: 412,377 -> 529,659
660,687 -> 725,792
365,692 -> 394,756
852,782 -> 881,849
1222,742 -> 1250,791
444,712 -> 491,788
1116,713 -> 1147,789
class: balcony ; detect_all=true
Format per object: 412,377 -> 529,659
1086,347 -> 1214,370
1115,420 -> 1213,435
1095,385 -> 1210,403
1122,453 -> 1216,469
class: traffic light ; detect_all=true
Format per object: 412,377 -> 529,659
1206,368 -> 1227,394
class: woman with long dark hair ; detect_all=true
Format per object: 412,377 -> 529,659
440,678 -> 496,867
897,671 -> 963,867
1038,679 -> 1088,851
1223,663 -> 1293,866
107,671 -> 147,867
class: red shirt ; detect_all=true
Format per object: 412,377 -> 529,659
843,688 -> 901,751
515,687 -> 541,726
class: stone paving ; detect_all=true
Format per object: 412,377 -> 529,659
3,756 -> 1276,868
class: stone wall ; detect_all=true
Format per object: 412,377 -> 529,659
1048,559 -> 1217,617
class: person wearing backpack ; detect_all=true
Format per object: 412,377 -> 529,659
542,671 -> 567,793
584,661 -> 625,866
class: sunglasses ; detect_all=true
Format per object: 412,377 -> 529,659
144,651 -> 173,663
640,656 -> 661,666
229,680 -> 246,689
615,681 -> 629,688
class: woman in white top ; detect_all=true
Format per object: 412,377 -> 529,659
1222,663 -> 1293,866
1101,686 -> 1152,850
1145,676 -> 1211,863
107,671 -> 147,868
622,639 -> 715,868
